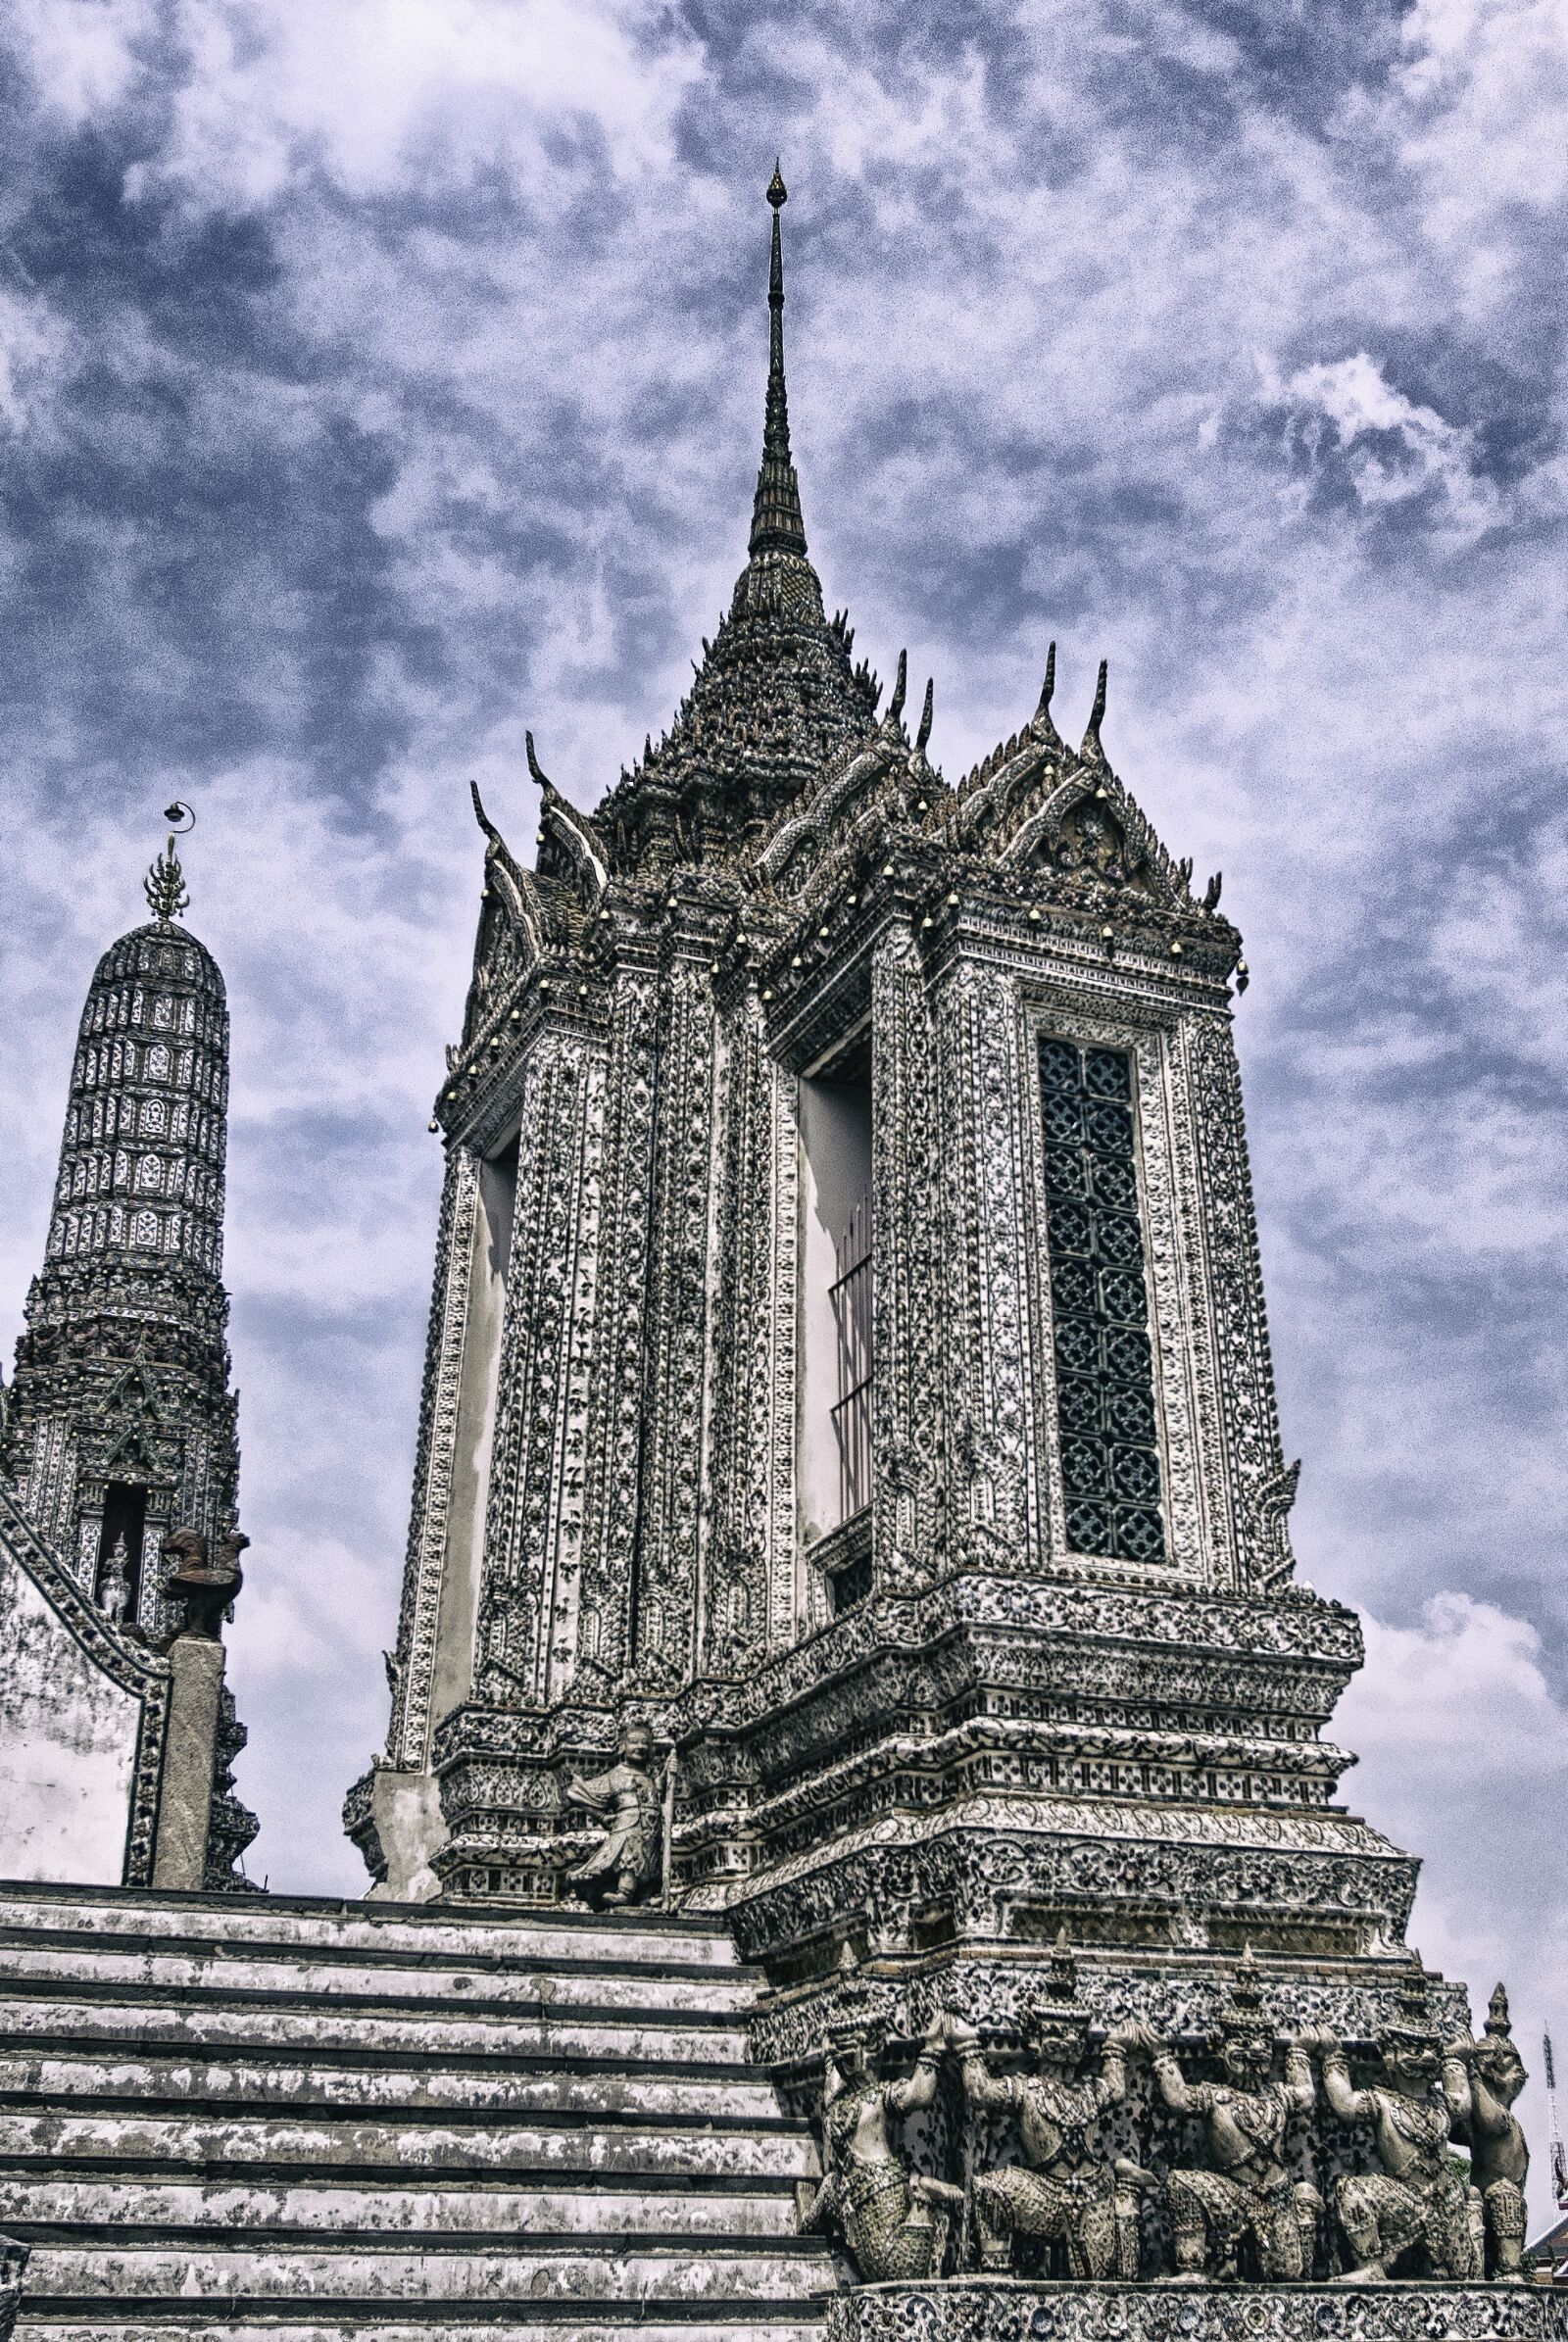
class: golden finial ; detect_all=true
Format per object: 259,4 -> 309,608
766,160 -> 787,210
144,801 -> 194,924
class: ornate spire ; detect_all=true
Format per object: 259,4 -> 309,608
748,165 -> 808,561
143,803 -> 194,925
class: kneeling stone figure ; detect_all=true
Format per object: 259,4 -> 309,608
803,2014 -> 963,2282
951,1984 -> 1152,2277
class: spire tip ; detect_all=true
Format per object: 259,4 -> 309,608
767,162 -> 787,210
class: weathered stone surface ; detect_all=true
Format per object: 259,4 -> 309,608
149,1635 -> 224,1889
0,1882 -> 830,2339
0,1494 -> 167,1887
828,2280 -> 1568,2342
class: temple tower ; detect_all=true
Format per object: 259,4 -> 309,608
3,815 -> 237,1635
353,175 -> 1441,2074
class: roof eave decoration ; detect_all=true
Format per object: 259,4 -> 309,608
468,781 -> 550,958
526,731 -> 610,903
955,653 -> 1196,912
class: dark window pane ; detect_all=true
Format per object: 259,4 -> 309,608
1091,1157 -> 1138,1211
1066,1498 -> 1112,1552
1053,1259 -> 1098,1316
1040,1039 -> 1079,1091
1103,1326 -> 1152,1381
1100,1268 -> 1148,1325
1104,1383 -> 1155,1442
1085,1048 -> 1131,1099
1109,1445 -> 1161,1503
1044,1147 -> 1089,1197
1042,1093 -> 1082,1146
1085,1100 -> 1134,1155
1054,1317 -> 1100,1376
1049,1198 -> 1094,1256
1095,1212 -> 1143,1266
1040,1037 -> 1164,1564
1114,1508 -> 1165,1562
1060,1437 -> 1108,1495
1057,1376 -> 1102,1434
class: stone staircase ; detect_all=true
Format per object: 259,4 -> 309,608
0,1880 -> 835,2342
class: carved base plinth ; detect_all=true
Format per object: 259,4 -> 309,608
828,2281 -> 1567,2342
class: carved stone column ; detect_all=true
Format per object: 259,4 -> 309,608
151,1633 -> 225,1889
476,1032 -> 607,1709
869,923 -> 944,1592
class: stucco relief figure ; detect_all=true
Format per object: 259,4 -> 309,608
1129,1957 -> 1320,2283
563,1723 -> 662,1907
802,2013 -> 962,2281
949,1938 -> 1152,2278
0,2232 -> 28,2342
1313,1978 -> 1482,2282
1443,1986 -> 1530,2280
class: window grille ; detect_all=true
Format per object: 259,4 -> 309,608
829,1194 -> 873,1523
1040,1038 -> 1165,1562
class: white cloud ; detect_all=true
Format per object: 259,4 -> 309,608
1257,349 -> 1502,542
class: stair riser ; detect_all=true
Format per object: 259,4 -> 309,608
0,2115 -> 817,2180
0,1998 -> 751,2063
0,2045 -> 764,2109
0,2178 -> 802,2236
17,2325 -> 826,2342
0,1899 -> 746,1971
0,1950 -> 757,2017
19,2246 -> 835,2304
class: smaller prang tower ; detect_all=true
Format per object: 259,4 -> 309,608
4,814 -> 237,1635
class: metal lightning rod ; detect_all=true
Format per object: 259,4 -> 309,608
1544,2028 -> 1567,2205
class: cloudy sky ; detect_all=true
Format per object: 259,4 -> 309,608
3,0 -> 1566,2193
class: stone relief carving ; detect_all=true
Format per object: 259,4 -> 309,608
803,1974 -> 963,2281
1314,1976 -> 1483,2281
561,1722 -> 663,1906
1131,1953 -> 1320,2282
0,2234 -> 28,2342
1444,1984 -> 1530,2280
951,1936 -> 1151,2278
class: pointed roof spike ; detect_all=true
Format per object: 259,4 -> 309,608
888,650 -> 907,726
915,677 -> 934,756
748,166 -> 808,561
1032,642 -> 1060,739
524,730 -> 551,790
1082,658 -> 1108,756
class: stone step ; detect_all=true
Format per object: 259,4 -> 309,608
0,1995 -> 753,2071
19,2320 -> 824,2340
0,2047 -> 781,2121
0,2108 -> 817,2180
0,2172 -> 804,2238
0,1887 -> 748,1973
0,1945 -> 760,2020
0,1996 -> 754,2066
15,2238 -> 836,2307
0,1886 -> 830,2342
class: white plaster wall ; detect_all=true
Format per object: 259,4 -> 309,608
0,1532 -> 140,1883
430,1142 -> 516,1728
797,1075 -> 872,1546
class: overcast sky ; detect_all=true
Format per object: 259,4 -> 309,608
2,0 -> 1565,2201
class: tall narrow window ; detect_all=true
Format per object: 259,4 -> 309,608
798,1065 -> 872,1545
830,1196 -> 873,1521
1040,1037 -> 1164,1562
